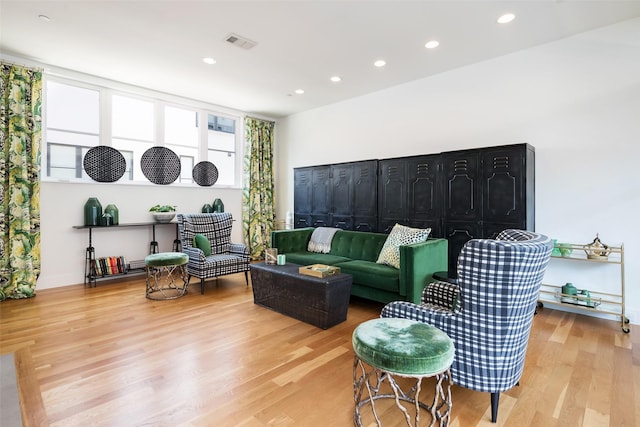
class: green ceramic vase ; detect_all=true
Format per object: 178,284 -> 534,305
213,198 -> 224,213
104,204 -> 119,225
84,197 -> 102,226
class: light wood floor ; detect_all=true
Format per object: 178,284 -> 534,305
1,272 -> 638,427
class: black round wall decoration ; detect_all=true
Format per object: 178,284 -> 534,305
83,146 -> 127,183
140,146 -> 181,185
192,161 -> 219,186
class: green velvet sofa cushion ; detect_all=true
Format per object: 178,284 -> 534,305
334,260 -> 399,293
283,252 -> 351,266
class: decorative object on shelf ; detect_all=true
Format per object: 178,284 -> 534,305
83,146 -> 127,182
551,239 -> 561,256
213,198 -> 224,213
192,161 -> 219,186
265,248 -> 278,265
84,197 -> 103,226
104,204 -> 119,225
149,204 -> 177,223
201,204 -> 213,213
561,282 -> 578,302
558,243 -> 573,257
100,213 -> 113,226
140,146 -> 181,185
583,234 -> 610,260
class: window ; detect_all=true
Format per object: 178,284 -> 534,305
207,114 -> 237,186
111,94 -> 154,182
165,106 -> 198,183
45,81 -> 99,179
44,78 -> 243,187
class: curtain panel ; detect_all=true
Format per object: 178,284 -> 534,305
242,117 -> 275,260
0,62 -> 42,300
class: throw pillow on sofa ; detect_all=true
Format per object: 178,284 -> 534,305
376,223 -> 431,269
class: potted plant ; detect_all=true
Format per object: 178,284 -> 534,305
149,205 -> 177,223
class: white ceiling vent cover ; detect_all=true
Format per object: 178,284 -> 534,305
224,33 -> 257,50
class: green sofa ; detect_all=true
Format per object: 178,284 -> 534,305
270,228 -> 448,304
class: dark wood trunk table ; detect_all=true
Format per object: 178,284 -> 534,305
250,262 -> 353,329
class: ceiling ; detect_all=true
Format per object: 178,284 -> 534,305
2,1 -> 640,118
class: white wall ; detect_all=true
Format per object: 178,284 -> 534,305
276,18 -> 640,324
39,181 -> 243,289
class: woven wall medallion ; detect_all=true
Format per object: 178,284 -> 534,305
140,146 -> 181,185
83,146 -> 127,182
192,161 -> 219,186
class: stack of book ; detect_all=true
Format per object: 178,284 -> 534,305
92,256 -> 127,277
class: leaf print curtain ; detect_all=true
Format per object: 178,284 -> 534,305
0,62 -> 42,300
242,117 -> 275,260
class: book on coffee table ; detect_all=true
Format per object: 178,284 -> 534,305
298,264 -> 341,278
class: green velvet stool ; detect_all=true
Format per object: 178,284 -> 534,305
352,318 -> 454,426
144,252 -> 189,300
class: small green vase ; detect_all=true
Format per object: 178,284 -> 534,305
213,198 -> 224,213
84,197 -> 102,226
202,204 -> 213,213
104,204 -> 119,225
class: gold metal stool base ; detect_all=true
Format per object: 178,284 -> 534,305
145,263 -> 189,300
353,356 -> 452,427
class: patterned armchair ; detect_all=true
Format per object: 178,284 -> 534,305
381,229 -> 553,423
177,213 -> 250,294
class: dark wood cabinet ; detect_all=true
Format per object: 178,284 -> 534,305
294,160 -> 377,231
442,144 -> 535,273
293,144 -> 534,274
378,155 -> 441,235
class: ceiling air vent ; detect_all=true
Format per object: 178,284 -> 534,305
224,33 -> 257,50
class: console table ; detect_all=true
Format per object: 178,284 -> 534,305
73,222 -> 181,287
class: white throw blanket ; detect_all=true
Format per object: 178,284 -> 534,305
307,227 -> 340,254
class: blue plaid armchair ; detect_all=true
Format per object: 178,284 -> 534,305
177,213 -> 250,294
381,229 -> 553,423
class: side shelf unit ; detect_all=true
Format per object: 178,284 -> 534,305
538,243 -> 629,333
73,222 -> 180,287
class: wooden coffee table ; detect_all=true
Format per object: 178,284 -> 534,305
250,262 -> 352,329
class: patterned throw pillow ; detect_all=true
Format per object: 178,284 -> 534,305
376,224 -> 431,269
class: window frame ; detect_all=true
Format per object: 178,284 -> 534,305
42,75 -> 244,189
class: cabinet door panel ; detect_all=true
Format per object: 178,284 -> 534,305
378,159 -> 407,221
407,155 -> 441,228
354,216 -> 377,233
353,160 -> 378,218
444,221 -> 481,275
311,166 -> 331,214
294,168 -> 312,215
483,148 -> 525,223
331,163 -> 353,216
294,214 -> 311,229
311,214 -> 331,228
332,215 -> 353,230
443,152 -> 480,221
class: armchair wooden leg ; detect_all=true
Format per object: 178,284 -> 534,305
201,278 -> 205,295
244,271 -> 249,286
491,392 -> 500,423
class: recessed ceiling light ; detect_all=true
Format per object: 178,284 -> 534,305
38,14 -> 51,22
425,40 -> 440,49
330,76 -> 341,83
295,89 -> 305,95
202,57 -> 216,65
497,13 -> 515,24
374,60 -> 386,68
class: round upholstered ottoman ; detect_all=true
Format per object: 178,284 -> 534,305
352,318 -> 454,426
144,252 -> 189,300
